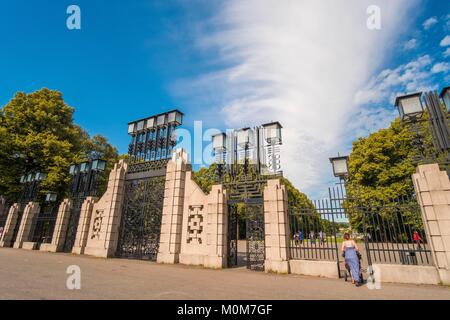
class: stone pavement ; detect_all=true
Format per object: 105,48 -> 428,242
0,248 -> 449,300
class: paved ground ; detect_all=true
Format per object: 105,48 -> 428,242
1,248 -> 450,300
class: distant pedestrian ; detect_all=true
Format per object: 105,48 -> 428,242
319,231 -> 325,245
413,230 -> 423,250
298,230 -> 304,245
0,226 -> 3,239
310,231 -> 316,245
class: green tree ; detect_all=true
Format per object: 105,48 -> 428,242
344,110 -> 449,233
0,88 -> 118,201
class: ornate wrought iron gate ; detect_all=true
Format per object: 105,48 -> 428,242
227,201 -> 265,271
63,197 -> 83,252
31,201 -> 58,246
116,175 -> 165,261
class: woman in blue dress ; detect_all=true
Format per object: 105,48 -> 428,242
341,233 -> 362,286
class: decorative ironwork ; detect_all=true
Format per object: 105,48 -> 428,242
245,204 -> 265,271
7,172 -> 46,246
127,159 -> 169,174
63,197 -> 84,252
63,160 -> 106,252
0,200 -> 9,229
116,175 -> 165,261
227,205 -> 238,268
227,203 -> 265,271
31,201 -> 58,245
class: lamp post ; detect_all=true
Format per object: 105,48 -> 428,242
69,159 -> 107,198
395,90 -> 450,172
19,171 -> 47,203
329,155 -> 349,201
212,133 -> 227,182
262,122 -> 283,175
127,110 -> 183,164
212,122 -> 283,182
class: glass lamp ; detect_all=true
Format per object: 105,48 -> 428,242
395,93 -> 424,121
212,133 -> 227,151
237,128 -> 254,148
91,159 -> 106,171
45,192 -> 57,203
79,162 -> 89,173
167,110 -> 183,126
330,156 -> 349,178
128,122 -> 136,134
262,122 -> 282,144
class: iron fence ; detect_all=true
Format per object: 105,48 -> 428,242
289,198 -> 343,262
353,197 -> 433,266
288,184 -> 434,271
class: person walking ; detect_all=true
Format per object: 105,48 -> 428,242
310,231 -> 316,245
319,231 -> 325,245
413,230 -> 423,250
341,233 -> 362,286
298,230 -> 304,245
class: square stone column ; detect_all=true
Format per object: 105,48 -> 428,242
72,197 -> 97,254
40,199 -> 72,252
413,164 -> 450,285
204,185 -> 228,268
157,149 -> 188,264
263,179 -> 290,274
13,202 -> 40,249
0,203 -> 20,247
83,160 -> 128,258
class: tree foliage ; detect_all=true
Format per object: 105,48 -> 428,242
345,110 -> 448,232
0,88 -> 118,201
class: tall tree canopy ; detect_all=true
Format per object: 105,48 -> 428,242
0,88 -> 118,201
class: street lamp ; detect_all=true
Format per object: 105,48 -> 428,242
329,155 -> 349,179
395,92 -> 424,121
91,159 -> 107,171
45,192 -> 58,203
262,122 -> 283,144
395,90 -> 450,169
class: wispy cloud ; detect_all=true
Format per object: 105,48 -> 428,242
172,0 -> 421,196
403,38 -> 418,50
423,16 -> 438,30
441,35 -> 450,47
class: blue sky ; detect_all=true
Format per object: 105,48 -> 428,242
0,0 -> 449,198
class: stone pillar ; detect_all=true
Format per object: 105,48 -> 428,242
204,185 -> 228,268
13,202 -> 40,249
40,199 -> 72,252
72,197 -> 97,254
413,164 -> 450,285
83,160 -> 127,258
263,179 -> 290,273
0,203 -> 20,247
157,149 -> 188,264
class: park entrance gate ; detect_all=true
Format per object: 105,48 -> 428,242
224,174 -> 268,272
116,164 -> 166,261
116,110 -> 183,261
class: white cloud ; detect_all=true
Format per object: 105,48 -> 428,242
354,55 -> 435,106
441,35 -> 450,47
172,0 -> 421,196
403,38 -> 417,50
423,16 -> 438,30
444,48 -> 450,58
432,62 -> 450,74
